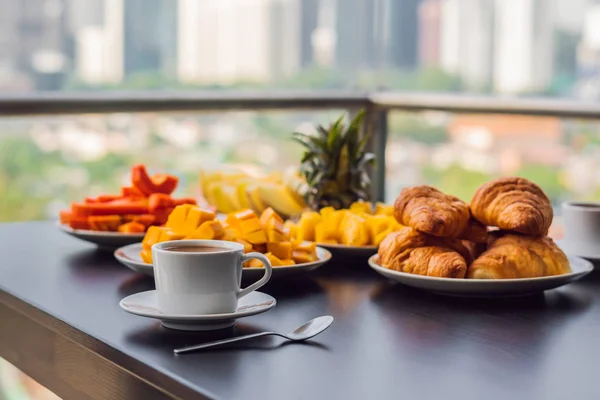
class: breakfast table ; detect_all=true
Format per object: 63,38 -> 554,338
1,221 -> 599,400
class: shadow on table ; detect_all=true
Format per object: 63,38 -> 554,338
63,248 -> 129,282
369,280 -> 592,372
124,321 -> 330,353
370,280 -> 592,313
118,273 -> 155,295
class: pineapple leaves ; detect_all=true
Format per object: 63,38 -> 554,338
293,108 -> 375,209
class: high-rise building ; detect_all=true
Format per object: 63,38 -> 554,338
493,0 -> 554,94
418,0 -> 442,69
300,0 -> 319,67
440,0 -> 493,90
178,0 -> 300,85
74,0 -> 124,85
386,0 -> 421,70
123,0 -> 177,78
0,0 -> 72,90
335,0 -> 376,70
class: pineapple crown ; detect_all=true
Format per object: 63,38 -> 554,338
292,109 -> 376,210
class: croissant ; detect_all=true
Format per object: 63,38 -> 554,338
467,233 -> 571,279
470,177 -> 552,236
378,227 -> 472,278
458,218 -> 488,244
394,185 -> 469,238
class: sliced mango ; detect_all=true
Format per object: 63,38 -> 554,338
349,201 -> 372,214
267,241 -> 292,260
165,204 -> 194,230
296,212 -> 322,241
182,207 -> 216,234
185,220 -> 225,240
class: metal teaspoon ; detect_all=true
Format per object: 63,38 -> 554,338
174,315 -> 334,354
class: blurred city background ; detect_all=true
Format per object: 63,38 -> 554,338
2,0 -> 600,398
2,0 -> 600,224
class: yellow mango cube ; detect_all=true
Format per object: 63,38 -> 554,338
160,229 -> 186,242
165,204 -> 194,231
350,201 -> 372,214
265,252 -> 284,267
280,259 -> 295,266
340,214 -> 369,246
283,220 -> 296,240
233,208 -> 257,221
240,217 -> 262,235
225,213 -> 242,232
296,241 -> 316,253
330,209 -> 349,231
296,212 -> 322,241
267,241 -> 292,260
260,207 -> 283,227
142,225 -> 167,250
246,258 -> 264,268
245,229 -> 267,244
366,215 -> 391,244
374,228 -> 393,246
314,221 -> 338,243
186,221 -> 224,240
291,239 -> 303,249
319,206 -> 336,219
267,229 -> 287,243
182,207 -> 216,234
235,238 -> 253,253
221,227 -> 241,241
140,249 -> 153,263
292,250 -> 318,264
374,202 -> 394,216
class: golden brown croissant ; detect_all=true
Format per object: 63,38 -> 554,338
467,233 -> 571,279
470,177 -> 552,236
394,185 -> 469,238
378,227 -> 472,278
458,218 -> 488,244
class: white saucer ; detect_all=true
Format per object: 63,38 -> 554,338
119,290 -> 276,331
368,254 -> 593,297
555,239 -> 600,262
58,223 -> 145,247
114,243 -> 331,278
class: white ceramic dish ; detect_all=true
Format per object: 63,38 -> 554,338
317,243 -> 378,258
58,223 -> 145,247
368,254 -> 593,297
114,243 -> 332,278
119,290 -> 275,330
555,239 -> 600,262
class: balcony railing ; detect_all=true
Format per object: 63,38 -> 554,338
1,90 -> 598,201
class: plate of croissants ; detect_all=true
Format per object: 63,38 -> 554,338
369,177 -> 593,297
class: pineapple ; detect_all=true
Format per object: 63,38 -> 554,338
293,109 -> 375,211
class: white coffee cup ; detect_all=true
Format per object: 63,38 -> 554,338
152,240 -> 273,315
562,201 -> 600,256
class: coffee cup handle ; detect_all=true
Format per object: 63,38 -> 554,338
238,252 -> 273,299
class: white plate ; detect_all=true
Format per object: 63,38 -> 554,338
368,254 -> 593,297
555,239 -> 600,262
114,243 -> 332,278
317,243 -> 378,257
120,290 -> 275,331
58,223 -> 145,247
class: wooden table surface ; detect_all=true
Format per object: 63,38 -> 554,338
0,221 -> 598,400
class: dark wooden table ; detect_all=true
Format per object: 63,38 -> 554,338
1,222 -> 599,400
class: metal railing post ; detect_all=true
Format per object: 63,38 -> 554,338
364,106 -> 388,202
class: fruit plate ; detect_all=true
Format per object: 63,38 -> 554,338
114,243 -> 332,279
317,243 -> 378,258
367,254 -> 593,298
58,223 -> 145,248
